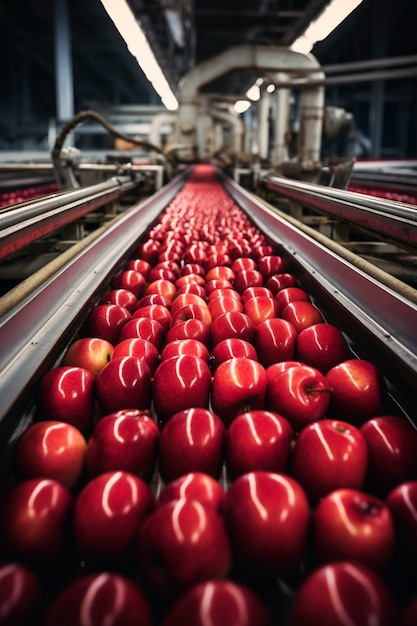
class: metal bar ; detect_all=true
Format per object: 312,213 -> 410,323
223,175 -> 417,416
261,174 -> 417,252
0,172 -> 187,439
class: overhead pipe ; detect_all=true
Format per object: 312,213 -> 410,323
176,45 -> 325,163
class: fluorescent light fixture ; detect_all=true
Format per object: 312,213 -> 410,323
291,0 -> 363,54
101,0 -> 178,110
234,100 -> 252,114
246,84 -> 261,101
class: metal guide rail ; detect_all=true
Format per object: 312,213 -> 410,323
260,173 -> 417,253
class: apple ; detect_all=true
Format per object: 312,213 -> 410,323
144,279 -> 177,302
291,419 -> 369,503
257,254 -> 287,278
118,317 -> 165,349
266,361 -> 303,381
231,257 -> 257,273
62,336 -> 114,379
15,420 -> 87,489
252,244 -> 273,260
42,572 -> 153,626
266,364 -> 330,431
175,283 -> 206,299
84,303 -> 131,345
111,337 -> 160,373
112,269 -> 146,298
171,293 -> 208,316
99,288 -> 137,312
135,293 -> 172,310
165,318 -> 210,346
132,303 -> 172,332
152,355 -> 212,423
205,266 -> 235,284
176,274 -> 206,289
157,471 -> 226,513
183,244 -> 208,265
275,286 -> 311,310
243,295 -> 279,326
291,561 -> 399,626
96,356 -> 152,415
223,471 -> 310,575
37,366 -> 95,431
265,272 -> 298,294
205,252 -> 232,270
72,470 -> 155,564
211,357 -> 268,425
296,323 -> 351,373
161,580 -> 270,626
158,407 -> 226,482
280,301 -> 324,333
226,410 -> 293,479
135,498 -> 232,597
0,562 -> 42,626
211,338 -> 258,370
207,288 -> 241,303
255,317 -> 297,367
360,415 -> 417,493
240,286 -> 274,303
386,480 -> 417,558
86,410 -> 159,481
160,338 -> 210,363
0,478 -> 73,564
171,303 -> 212,329
205,279 -> 234,295
209,311 -> 255,347
180,262 -> 205,277
147,267 -> 177,283
233,269 -> 263,294
312,488 -> 395,572
325,359 -> 384,424
125,257 -> 151,278
208,295 -> 243,319
135,239 -> 160,265
153,260 -> 180,276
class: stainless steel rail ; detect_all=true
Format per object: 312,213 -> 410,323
261,174 -> 417,252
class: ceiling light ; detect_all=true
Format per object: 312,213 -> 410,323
234,100 -> 252,114
100,0 -> 178,110
291,0 -> 363,54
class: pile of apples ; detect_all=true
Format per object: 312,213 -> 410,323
1,164 -> 417,626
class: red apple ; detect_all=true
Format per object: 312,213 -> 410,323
266,364 -> 330,431
135,293 -> 172,310
175,283 -> 206,298
223,471 -> 310,575
157,471 -> 225,513
152,355 -> 212,423
208,295 -> 243,319
135,498 -> 232,597
312,488 -> 395,572
243,295 -> 279,326
211,357 -> 268,425
205,252 -> 232,270
0,562 -> 41,626
265,272 -> 298,294
171,293 -> 208,316
255,317 -> 297,367
112,270 -> 146,298
231,257 -> 257,273
275,286 -> 311,310
205,266 -> 235,284
42,572 -> 153,626
99,288 -> 137,312
360,415 -> 417,493
211,338 -> 258,370
207,288 -> 241,303
386,480 -> 417,559
240,286 -> 274,303
180,262 -> 205,276
205,279 -> 234,295
176,274 -> 206,289
86,410 -> 159,481
171,303 -> 212,329
158,407 -> 225,482
132,303 -> 172,333
160,338 -> 210,363
72,470 -> 154,564
135,239 -> 160,265
210,311 -> 255,347
111,337 -> 160,373
62,337 -> 114,379
96,356 -> 152,414
291,561 -> 399,626
0,478 -> 73,564
266,361 -> 303,381
37,366 -> 95,431
280,301 -> 324,333
84,303 -> 131,345
226,409 -> 293,479
15,420 -> 87,488
257,254 -> 287,278
147,267 -> 177,283
118,317 -> 165,349
125,257 -> 152,278
144,279 -> 176,302
326,359 -> 384,424
291,419 -> 369,503
233,269 -> 263,294
153,260 -> 181,277
165,318 -> 210,346
162,580 -> 270,626
296,323 -> 351,373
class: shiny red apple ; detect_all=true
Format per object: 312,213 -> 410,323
62,336 -> 114,379
96,356 -> 152,415
296,322 -> 351,373
84,303 -> 131,344
386,480 -> 417,558
111,337 -> 160,373
0,562 -> 41,626
157,471 -> 226,513
280,301 -> 324,333
210,338 -> 258,370
165,318 -> 210,346
99,288 -> 137,312
210,311 -> 255,348
111,270 -> 146,298
118,317 -> 165,349
160,338 -> 210,363
254,317 -> 297,367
